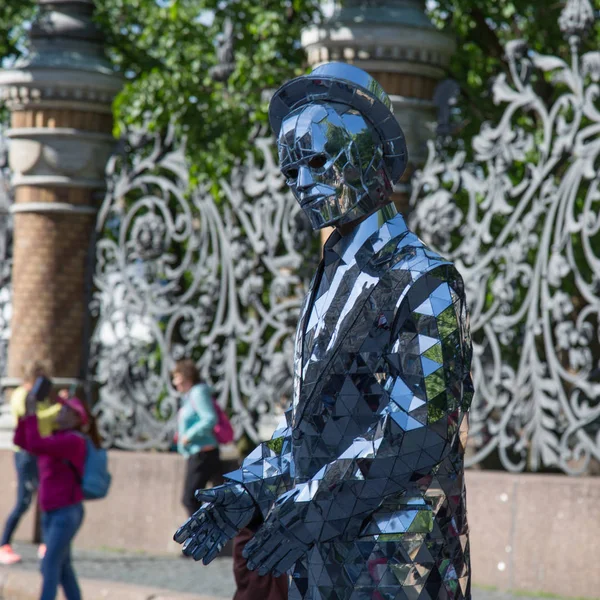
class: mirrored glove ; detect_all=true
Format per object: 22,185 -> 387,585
174,483 -> 257,564
243,489 -> 312,577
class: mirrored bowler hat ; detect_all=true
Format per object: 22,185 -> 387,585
269,62 -> 408,183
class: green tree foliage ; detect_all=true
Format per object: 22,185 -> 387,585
426,0 -> 594,148
0,0 -> 321,183
418,0 -> 600,471
95,0 -> 321,184
421,0 -> 599,265
0,3 -> 33,61
0,1 -> 36,123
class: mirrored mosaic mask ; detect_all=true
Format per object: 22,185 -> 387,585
277,101 -> 393,230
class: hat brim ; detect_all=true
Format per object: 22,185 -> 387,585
269,74 -> 408,182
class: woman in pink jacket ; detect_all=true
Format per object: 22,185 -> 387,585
14,391 -> 89,600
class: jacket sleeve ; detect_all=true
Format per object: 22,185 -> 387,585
36,403 -> 61,437
184,385 -> 218,442
15,415 -> 84,459
267,264 -> 474,544
224,407 -> 294,517
13,416 -> 27,449
10,387 -> 27,426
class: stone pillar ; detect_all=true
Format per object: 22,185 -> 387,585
303,0 -> 454,217
0,0 -> 121,394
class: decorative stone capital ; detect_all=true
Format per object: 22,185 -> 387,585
0,0 -> 121,114
303,0 -> 454,168
0,0 -> 122,192
6,127 -> 114,191
0,69 -> 121,114
302,23 -> 454,78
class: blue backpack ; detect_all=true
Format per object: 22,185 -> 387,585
68,437 -> 112,500
81,437 -> 112,500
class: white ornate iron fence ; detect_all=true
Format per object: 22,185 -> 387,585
410,0 -> 600,474
91,127 -> 315,449
0,126 -> 12,379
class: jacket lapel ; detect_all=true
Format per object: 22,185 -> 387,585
293,210 -> 410,426
292,262 -> 323,411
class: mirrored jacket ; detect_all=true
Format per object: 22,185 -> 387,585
225,203 -> 473,596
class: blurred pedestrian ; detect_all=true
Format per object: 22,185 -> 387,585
13,389 -> 96,600
173,359 -> 223,517
0,360 -> 60,565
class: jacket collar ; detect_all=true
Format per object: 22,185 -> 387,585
323,202 -> 408,267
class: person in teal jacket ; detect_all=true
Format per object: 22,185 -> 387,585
173,360 -> 223,517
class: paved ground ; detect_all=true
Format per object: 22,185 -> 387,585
2,543 -> 577,600
9,542 -> 234,598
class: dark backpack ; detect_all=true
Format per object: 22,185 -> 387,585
67,436 -> 112,500
212,398 -> 234,445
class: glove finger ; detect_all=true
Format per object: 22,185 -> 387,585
191,541 -> 210,561
181,522 -> 210,555
210,508 -> 240,539
187,533 -> 211,561
195,483 -> 232,504
182,536 -> 204,559
242,531 -> 266,560
195,488 -> 219,503
181,536 -> 199,558
173,512 -> 206,544
202,534 -> 227,565
186,524 -> 212,551
257,546 -> 296,577
242,523 -> 275,559
174,524 -> 191,544
244,533 -> 281,568
181,515 -> 217,556
272,547 -> 305,577
194,524 -> 225,562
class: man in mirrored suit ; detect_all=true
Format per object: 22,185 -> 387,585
175,62 -> 474,600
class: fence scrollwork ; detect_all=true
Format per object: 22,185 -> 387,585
410,0 -> 600,474
0,127 -> 12,380
92,127 -> 314,449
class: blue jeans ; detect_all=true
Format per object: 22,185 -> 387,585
40,503 -> 84,600
1,450 -> 38,546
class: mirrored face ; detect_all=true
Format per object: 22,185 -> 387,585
277,102 -> 392,230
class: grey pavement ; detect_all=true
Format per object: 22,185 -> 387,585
5,543 -> 574,600
10,542 -> 235,598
